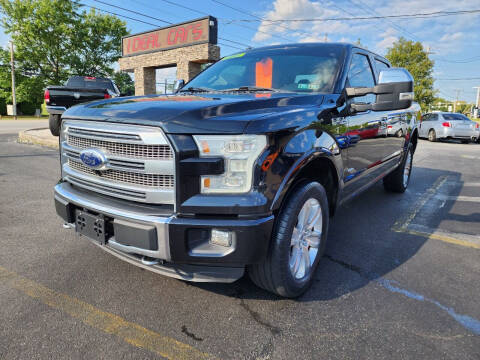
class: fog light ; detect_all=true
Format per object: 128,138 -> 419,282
210,229 -> 233,247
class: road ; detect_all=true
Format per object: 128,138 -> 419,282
0,128 -> 479,359
0,119 -> 48,134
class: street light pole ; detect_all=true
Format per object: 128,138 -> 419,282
10,41 -> 17,120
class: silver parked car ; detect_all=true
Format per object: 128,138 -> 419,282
419,112 -> 480,143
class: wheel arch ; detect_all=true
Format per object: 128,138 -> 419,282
271,152 -> 341,217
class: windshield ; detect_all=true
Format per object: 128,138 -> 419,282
185,45 -> 345,93
443,113 -> 470,121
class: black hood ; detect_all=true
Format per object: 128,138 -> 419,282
63,93 -> 324,134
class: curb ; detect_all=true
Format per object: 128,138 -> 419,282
18,128 -> 59,149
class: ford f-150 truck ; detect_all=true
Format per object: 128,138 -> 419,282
45,76 -> 121,136
54,43 -> 420,297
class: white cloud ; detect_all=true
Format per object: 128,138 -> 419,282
253,0 -> 339,42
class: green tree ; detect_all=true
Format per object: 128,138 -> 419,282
112,71 -> 135,96
0,0 -> 80,84
69,9 -> 128,77
385,37 -> 435,110
0,0 -> 128,112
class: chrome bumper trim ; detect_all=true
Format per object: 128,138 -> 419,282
47,106 -> 67,115
54,182 -> 172,260
94,242 -> 244,283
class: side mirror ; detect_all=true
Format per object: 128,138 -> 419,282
173,79 -> 185,93
346,68 -> 414,112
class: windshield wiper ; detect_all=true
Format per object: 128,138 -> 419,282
179,87 -> 212,93
219,86 -> 278,93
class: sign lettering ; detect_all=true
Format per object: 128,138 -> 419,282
122,17 -> 216,56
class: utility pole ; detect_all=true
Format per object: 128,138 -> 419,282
474,87 -> 480,118
453,89 -> 461,113
10,41 -> 17,120
474,87 -> 480,108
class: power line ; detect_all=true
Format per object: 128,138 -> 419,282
86,1 -> 248,50
344,0 -> 421,42
435,56 -> 480,64
149,0 -> 295,42
93,0 -> 251,48
222,9 -> 480,22
436,77 -> 480,81
211,0 -> 312,40
128,0 -> 255,46
94,0 -> 170,24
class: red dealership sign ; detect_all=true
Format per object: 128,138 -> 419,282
122,17 -> 217,57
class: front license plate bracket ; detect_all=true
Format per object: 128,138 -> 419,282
75,210 -> 107,244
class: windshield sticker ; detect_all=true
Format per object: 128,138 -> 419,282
297,83 -> 321,90
222,52 -> 245,61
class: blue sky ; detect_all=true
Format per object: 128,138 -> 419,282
1,0 -> 479,102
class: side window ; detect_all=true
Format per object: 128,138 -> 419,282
348,54 -> 376,104
430,114 -> 439,121
374,59 -> 389,75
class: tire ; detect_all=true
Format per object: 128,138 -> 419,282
49,114 -> 61,136
461,139 -> 469,144
428,129 -> 437,142
383,146 -> 413,193
248,182 -> 329,298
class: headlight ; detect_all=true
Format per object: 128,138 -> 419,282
193,135 -> 267,193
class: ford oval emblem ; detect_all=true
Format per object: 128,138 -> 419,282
79,149 -> 107,169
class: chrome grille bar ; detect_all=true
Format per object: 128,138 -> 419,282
61,120 -> 175,205
67,135 -> 173,159
68,160 -> 174,188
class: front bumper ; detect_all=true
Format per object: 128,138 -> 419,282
54,182 -> 274,283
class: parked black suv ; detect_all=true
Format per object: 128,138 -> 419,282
54,43 -> 420,297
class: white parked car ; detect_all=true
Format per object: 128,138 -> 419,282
419,112 -> 479,143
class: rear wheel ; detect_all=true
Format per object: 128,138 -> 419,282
383,146 -> 413,193
248,182 -> 329,298
49,114 -> 61,136
428,129 -> 437,142
461,139 -> 470,144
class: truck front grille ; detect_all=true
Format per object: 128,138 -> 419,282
67,135 -> 173,159
68,160 -> 174,188
61,120 -> 175,205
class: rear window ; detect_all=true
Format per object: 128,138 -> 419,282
66,77 -> 115,92
442,113 -> 470,121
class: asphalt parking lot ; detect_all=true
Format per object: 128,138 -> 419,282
0,127 -> 479,359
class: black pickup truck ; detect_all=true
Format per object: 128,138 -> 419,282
45,76 -> 120,136
54,43 -> 420,297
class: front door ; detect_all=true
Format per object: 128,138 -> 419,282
343,52 -> 389,198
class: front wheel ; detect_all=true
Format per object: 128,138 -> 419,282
383,146 -> 413,193
49,114 -> 61,136
248,182 -> 329,298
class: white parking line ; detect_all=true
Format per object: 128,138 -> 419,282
433,195 -> 480,203
461,155 -> 480,160
463,182 -> 480,187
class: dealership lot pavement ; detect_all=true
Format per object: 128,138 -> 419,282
0,130 -> 479,359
